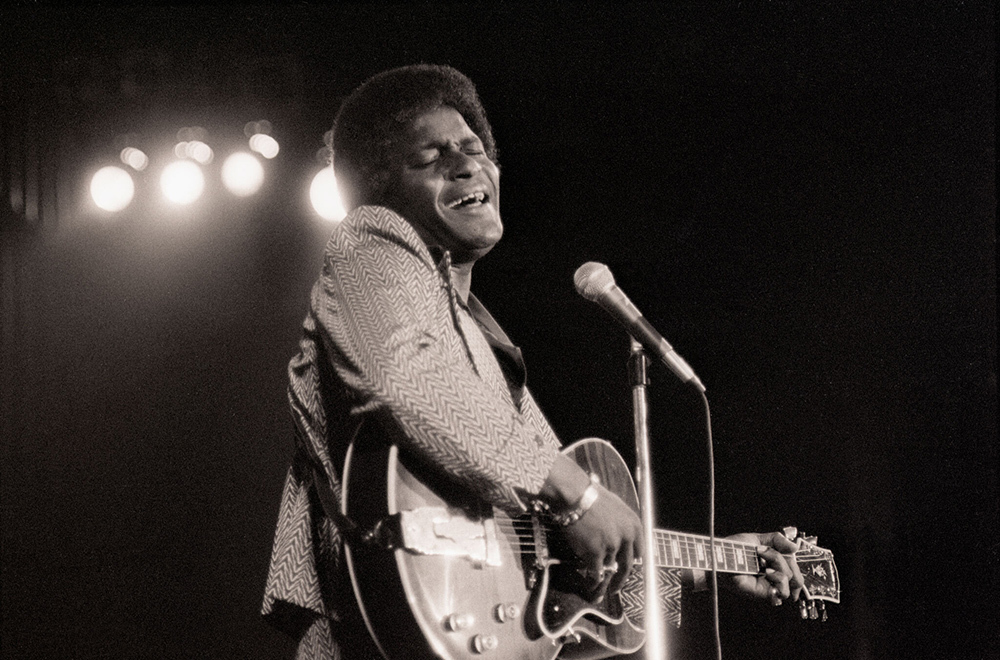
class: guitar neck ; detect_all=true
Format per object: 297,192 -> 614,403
651,529 -> 764,575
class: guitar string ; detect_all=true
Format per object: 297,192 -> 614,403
491,518 -> 762,548
486,521 -> 763,571
414,516 -> 830,593
475,532 -> 832,596
491,520 -> 762,554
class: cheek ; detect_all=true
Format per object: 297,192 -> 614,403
395,178 -> 441,215
487,165 -> 501,204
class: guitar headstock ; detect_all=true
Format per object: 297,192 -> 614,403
783,526 -> 841,621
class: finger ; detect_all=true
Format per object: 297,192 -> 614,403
587,544 -> 618,590
758,546 -> 794,599
577,564 -> 605,593
767,581 -> 784,606
761,533 -> 805,600
763,557 -> 788,605
608,542 -> 634,595
786,561 -> 804,601
761,531 -> 798,554
588,559 -> 607,590
764,567 -> 790,599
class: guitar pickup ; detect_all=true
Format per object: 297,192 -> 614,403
396,507 -> 502,567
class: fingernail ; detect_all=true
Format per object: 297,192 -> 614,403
757,545 -> 768,553
765,568 -> 775,575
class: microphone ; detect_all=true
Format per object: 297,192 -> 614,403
574,262 -> 706,392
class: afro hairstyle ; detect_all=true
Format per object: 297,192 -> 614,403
330,64 -> 497,210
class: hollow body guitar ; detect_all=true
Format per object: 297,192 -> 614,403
342,437 -> 840,660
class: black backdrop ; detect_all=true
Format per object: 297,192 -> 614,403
1,4 -> 995,659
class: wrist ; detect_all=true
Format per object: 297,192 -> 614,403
538,453 -> 593,511
548,477 -> 600,526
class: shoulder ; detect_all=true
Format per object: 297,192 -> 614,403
318,206 -> 442,292
333,205 -> 430,260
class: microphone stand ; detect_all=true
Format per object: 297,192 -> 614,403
628,338 -> 668,660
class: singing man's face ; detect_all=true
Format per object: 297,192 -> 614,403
382,105 -> 502,263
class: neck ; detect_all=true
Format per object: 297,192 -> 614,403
450,261 -> 474,304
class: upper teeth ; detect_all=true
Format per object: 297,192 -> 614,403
448,192 -> 486,208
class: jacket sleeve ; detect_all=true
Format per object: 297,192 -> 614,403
289,205 -> 560,512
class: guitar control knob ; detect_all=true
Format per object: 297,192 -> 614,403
494,603 -> 521,623
444,613 -> 474,632
472,634 -> 498,653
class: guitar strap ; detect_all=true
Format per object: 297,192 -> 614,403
300,443 -> 369,548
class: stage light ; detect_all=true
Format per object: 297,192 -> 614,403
309,168 -> 347,222
90,166 -> 135,212
160,160 -> 204,205
249,133 -> 280,159
173,140 -> 215,165
221,152 -> 265,197
186,140 -> 214,164
120,147 -> 149,171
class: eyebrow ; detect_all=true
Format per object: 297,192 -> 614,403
414,134 -> 483,151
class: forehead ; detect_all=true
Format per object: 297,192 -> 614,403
399,106 -> 480,147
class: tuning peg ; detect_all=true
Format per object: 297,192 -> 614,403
799,599 -> 809,619
808,601 -> 819,620
819,601 -> 828,622
804,535 -> 818,545
782,526 -> 799,541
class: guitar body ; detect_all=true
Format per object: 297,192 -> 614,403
342,436 -> 645,660
342,434 -> 840,659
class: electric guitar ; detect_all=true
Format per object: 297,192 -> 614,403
341,437 -> 840,660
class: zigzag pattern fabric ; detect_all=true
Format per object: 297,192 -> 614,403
262,206 -> 564,656
620,567 -> 684,629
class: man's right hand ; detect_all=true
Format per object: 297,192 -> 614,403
538,453 -> 643,596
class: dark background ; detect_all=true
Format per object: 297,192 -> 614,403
1,4 -> 995,659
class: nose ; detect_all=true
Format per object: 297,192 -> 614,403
445,150 -> 482,179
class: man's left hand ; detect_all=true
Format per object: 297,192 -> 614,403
724,531 -> 805,605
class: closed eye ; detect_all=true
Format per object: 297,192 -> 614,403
409,151 -> 440,168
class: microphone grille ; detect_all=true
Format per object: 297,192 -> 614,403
573,261 -> 615,301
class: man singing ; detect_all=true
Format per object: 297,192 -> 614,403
262,64 -> 802,659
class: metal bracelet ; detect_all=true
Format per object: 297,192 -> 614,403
551,477 -> 600,527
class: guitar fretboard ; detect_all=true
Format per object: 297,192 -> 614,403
652,530 -> 764,574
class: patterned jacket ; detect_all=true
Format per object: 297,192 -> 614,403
261,206 -> 565,657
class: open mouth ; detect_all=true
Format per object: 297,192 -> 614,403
446,191 -> 489,209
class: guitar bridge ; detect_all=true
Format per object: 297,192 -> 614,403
396,507 -> 502,566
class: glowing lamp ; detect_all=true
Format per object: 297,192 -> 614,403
160,160 -> 205,205
90,166 -> 135,212
249,134 -> 280,159
221,152 -> 265,197
309,168 -> 347,222
120,147 -> 149,171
